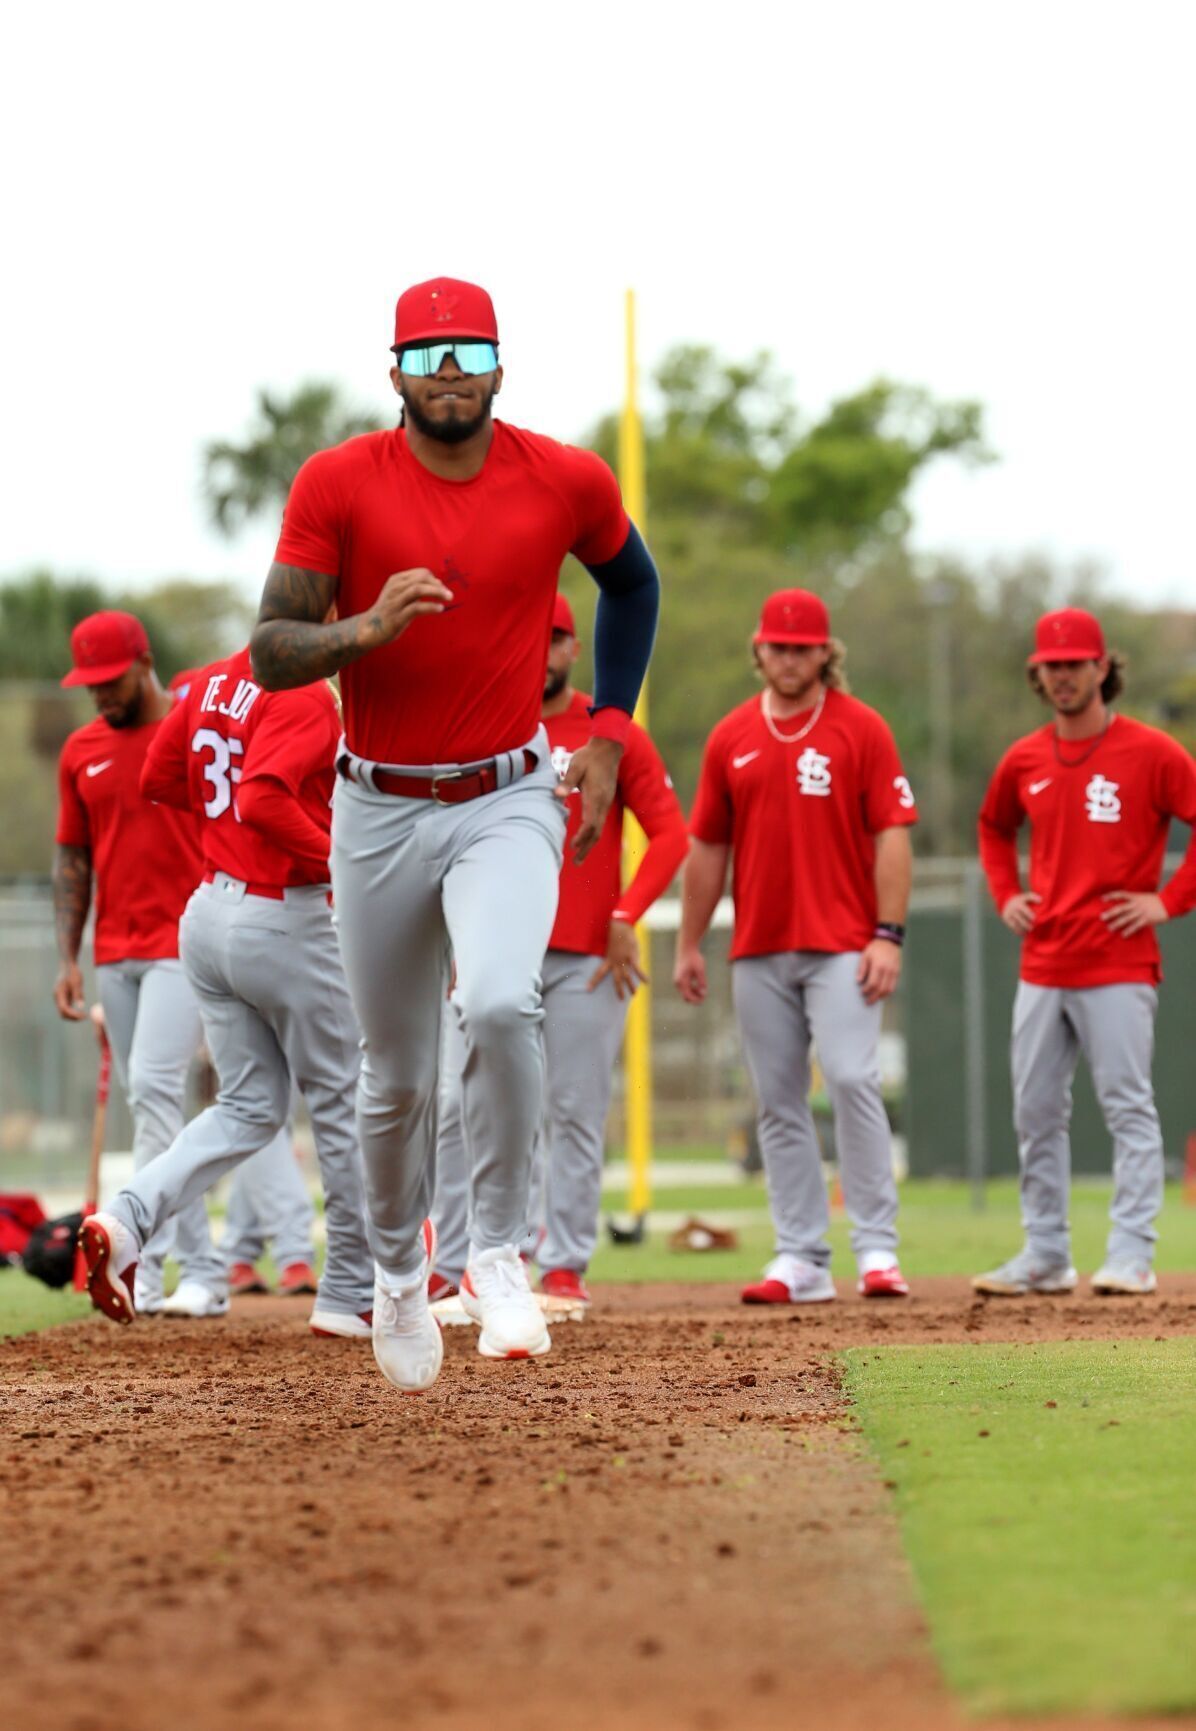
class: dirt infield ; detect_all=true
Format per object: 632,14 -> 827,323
3,1276 -> 1194,1731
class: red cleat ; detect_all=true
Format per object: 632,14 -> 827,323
858,1264 -> 910,1298
427,1271 -> 459,1301
540,1268 -> 592,1307
228,1261 -> 270,1296
740,1277 -> 793,1305
278,1261 -> 319,1295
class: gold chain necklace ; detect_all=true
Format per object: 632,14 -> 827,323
761,686 -> 826,744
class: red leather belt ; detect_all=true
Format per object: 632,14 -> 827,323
343,749 -> 538,804
202,870 -> 285,901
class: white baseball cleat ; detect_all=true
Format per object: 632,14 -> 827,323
134,1269 -> 165,1316
373,1277 -> 443,1390
460,1244 -> 551,1359
310,1307 -> 372,1339
1091,1262 -> 1157,1296
972,1252 -> 1078,1296
372,1219 -> 443,1391
78,1211 -> 139,1324
161,1280 -> 230,1318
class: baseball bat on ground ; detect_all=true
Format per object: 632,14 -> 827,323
72,1006 -> 112,1292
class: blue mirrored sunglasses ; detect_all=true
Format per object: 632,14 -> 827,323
394,340 -> 499,377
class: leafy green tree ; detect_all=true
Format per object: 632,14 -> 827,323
204,382 -> 385,535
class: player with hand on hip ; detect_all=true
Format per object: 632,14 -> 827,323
54,612 -> 226,1315
974,607 -> 1196,1298
674,590 -> 916,1304
431,592 -> 687,1308
247,277 -> 658,1389
78,645 -> 376,1338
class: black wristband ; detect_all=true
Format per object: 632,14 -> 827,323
874,922 -> 905,947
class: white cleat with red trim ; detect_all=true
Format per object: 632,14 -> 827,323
460,1244 -> 551,1359
78,1211 -> 139,1325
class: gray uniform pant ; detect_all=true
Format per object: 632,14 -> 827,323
96,958 -> 223,1292
432,949 -> 630,1281
732,951 -> 898,1267
1011,981 -> 1162,1265
107,875 -> 373,1317
331,746 -> 563,1283
222,1129 -> 316,1270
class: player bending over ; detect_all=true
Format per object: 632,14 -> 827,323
674,590 -> 916,1304
974,607 -> 1196,1298
79,645 -> 375,1338
249,278 -> 658,1389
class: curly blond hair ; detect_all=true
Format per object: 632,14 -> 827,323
752,637 -> 850,693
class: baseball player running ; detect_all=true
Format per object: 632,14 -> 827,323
54,611 -> 226,1314
248,276 -> 658,1390
674,589 -> 917,1303
974,607 -> 1196,1297
431,591 -> 688,1306
79,644 -> 376,1337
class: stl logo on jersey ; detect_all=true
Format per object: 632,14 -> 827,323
796,748 -> 832,797
1085,774 -> 1121,823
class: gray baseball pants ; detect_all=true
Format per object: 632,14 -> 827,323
331,744 -> 563,1283
732,950 -> 898,1268
432,949 -> 629,1281
96,958 -> 223,1294
107,874 -> 374,1317
222,1129 -> 316,1271
1011,981 -> 1163,1266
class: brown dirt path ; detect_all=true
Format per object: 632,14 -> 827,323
2,1278 -> 1193,1731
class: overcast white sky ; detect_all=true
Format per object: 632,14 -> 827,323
3,0 -> 1193,609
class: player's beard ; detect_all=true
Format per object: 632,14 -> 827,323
543,667 -> 569,702
401,378 -> 498,445
100,699 -> 143,729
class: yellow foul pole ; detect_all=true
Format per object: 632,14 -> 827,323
618,289 -> 652,1220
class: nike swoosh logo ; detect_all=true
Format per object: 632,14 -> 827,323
732,751 -> 761,769
1027,778 -> 1052,795
85,760 -> 114,777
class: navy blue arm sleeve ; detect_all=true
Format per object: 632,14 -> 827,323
581,521 -> 660,716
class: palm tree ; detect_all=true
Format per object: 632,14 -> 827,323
204,383 -> 385,535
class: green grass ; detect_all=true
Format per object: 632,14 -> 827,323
591,1177 -> 1196,1283
0,1271 -> 92,1338
843,1339 -> 1196,1716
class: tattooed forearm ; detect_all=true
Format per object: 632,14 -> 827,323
250,563 -> 365,690
53,843 -> 92,964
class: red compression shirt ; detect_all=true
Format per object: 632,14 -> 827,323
56,704 -> 203,966
141,647 -> 340,889
273,422 -> 631,766
547,692 -> 688,956
689,688 -> 918,960
978,714 -> 1196,987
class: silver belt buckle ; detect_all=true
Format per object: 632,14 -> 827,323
431,769 -> 465,805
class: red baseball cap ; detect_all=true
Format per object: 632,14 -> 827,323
1028,607 -> 1106,665
61,611 -> 150,688
753,588 -> 830,646
393,277 -> 499,350
552,594 -> 576,636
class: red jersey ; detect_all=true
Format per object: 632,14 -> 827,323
689,688 -> 918,960
56,703 -> 204,966
273,422 -> 630,766
978,714 -> 1196,987
547,692 -> 688,956
141,647 -> 340,889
